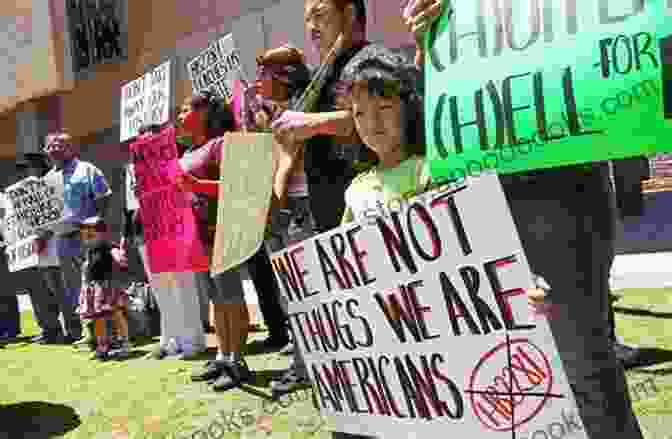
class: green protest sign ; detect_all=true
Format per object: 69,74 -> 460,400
425,0 -> 672,182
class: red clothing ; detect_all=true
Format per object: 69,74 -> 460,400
190,180 -> 219,198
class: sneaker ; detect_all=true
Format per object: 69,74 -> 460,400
270,366 -> 310,399
144,338 -> 180,359
109,341 -> 131,360
212,359 -> 252,392
279,342 -> 295,356
191,360 -> 228,382
146,345 -> 170,360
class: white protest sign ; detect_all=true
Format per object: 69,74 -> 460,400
187,34 -> 244,101
5,238 -> 40,272
120,61 -> 172,142
1,185 -> 61,272
2,176 -> 65,245
269,173 -> 588,439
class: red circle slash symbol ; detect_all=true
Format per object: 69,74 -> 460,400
467,336 -> 564,433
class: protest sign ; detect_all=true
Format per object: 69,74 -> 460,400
0,187 -> 61,273
211,133 -> 274,275
120,61 -> 172,142
187,34 -> 245,101
269,173 -> 587,438
131,127 -> 209,273
425,0 -> 672,182
2,176 -> 65,245
4,237 -> 59,272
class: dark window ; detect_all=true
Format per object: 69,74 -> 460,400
67,0 -> 126,73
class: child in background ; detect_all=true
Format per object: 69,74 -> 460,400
77,216 -> 130,360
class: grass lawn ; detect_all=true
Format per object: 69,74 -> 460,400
1,288 -> 671,439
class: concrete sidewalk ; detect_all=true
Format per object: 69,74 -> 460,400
610,252 -> 672,290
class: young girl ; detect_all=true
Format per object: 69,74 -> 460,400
340,50 -> 553,314
77,216 -> 130,360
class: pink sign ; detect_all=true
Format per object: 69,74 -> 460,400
130,127 -> 210,273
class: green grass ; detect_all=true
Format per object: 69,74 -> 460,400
1,289 -> 671,438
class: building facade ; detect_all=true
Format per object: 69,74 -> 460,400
1,0 -> 415,236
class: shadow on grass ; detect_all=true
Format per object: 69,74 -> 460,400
614,306 -> 672,319
248,368 -> 291,388
0,335 -> 34,345
628,347 -> 672,370
0,401 -> 81,438
129,336 -> 162,348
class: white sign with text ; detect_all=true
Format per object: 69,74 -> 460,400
187,34 -> 244,101
269,174 -> 589,439
120,61 -> 172,142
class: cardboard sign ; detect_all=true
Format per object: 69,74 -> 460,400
269,173 -> 587,438
425,0 -> 672,182
131,127 -> 210,273
120,61 -> 172,142
187,34 -> 245,101
211,133 -> 274,275
2,176 -> 65,245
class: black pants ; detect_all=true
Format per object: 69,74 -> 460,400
0,295 -> 21,337
246,245 -> 288,342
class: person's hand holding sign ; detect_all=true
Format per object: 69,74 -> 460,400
403,0 -> 451,66
528,275 -> 556,317
175,172 -> 219,198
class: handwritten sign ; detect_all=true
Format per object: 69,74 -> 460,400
426,0 -> 672,182
0,184 -> 62,273
4,237 -> 59,272
2,176 -> 64,245
187,34 -> 245,101
120,61 -> 172,142
131,127 -> 209,273
269,173 -> 587,438
211,133 -> 274,275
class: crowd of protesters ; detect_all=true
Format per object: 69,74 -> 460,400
0,1 -> 655,438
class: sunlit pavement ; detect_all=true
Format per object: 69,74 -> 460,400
610,252 -> 672,291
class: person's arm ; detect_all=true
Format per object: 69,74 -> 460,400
271,110 -> 355,146
175,173 -> 219,198
90,164 -> 112,219
404,0 -> 449,68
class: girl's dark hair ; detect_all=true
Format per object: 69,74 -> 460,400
342,46 -> 425,161
189,90 -> 237,140
86,241 -> 114,282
